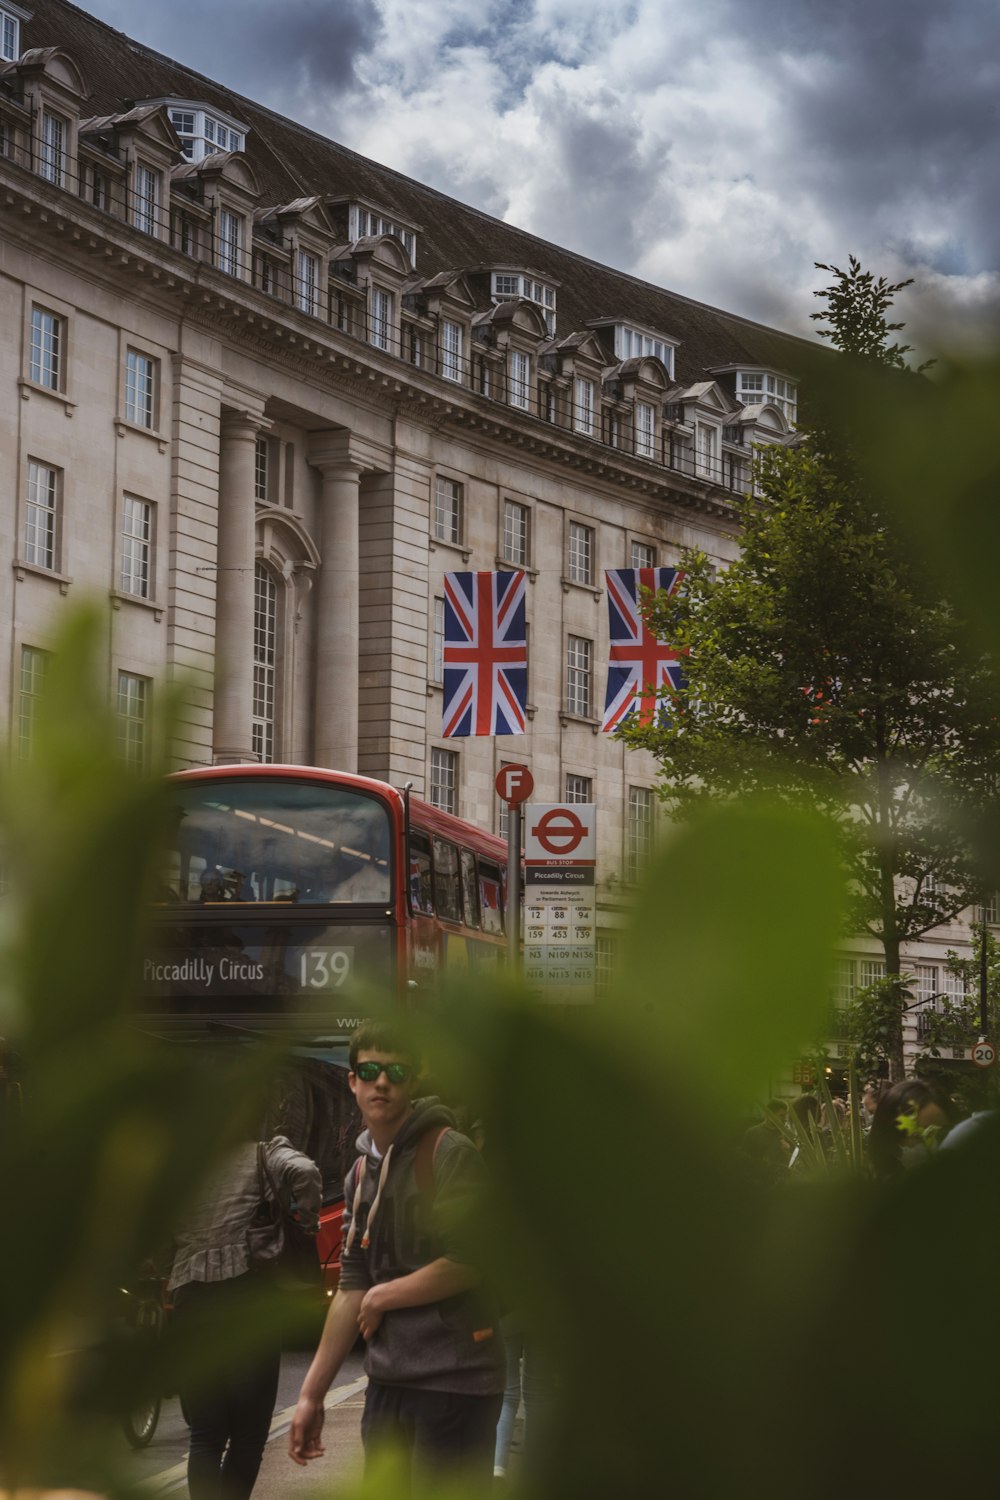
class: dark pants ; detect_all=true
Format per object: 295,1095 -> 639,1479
173,1277 -> 280,1500
362,1380 -> 503,1497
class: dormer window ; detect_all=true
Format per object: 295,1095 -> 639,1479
163,103 -> 247,162
612,324 -> 676,378
491,272 -> 556,334
736,370 -> 797,423
349,205 -> 416,264
0,4 -> 24,63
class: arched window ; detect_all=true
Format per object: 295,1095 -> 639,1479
253,562 -> 277,762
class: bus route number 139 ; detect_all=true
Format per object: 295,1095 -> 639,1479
299,948 -> 353,990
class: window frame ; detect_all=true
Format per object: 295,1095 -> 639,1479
217,208 -> 243,277
252,561 -> 279,764
625,785 -> 655,883
567,520 -> 595,587
440,318 -> 464,383
430,595 -> 445,684
502,498 -> 530,568
508,349 -> 531,411
429,746 -> 458,815
630,540 -> 656,570
0,6 -> 20,63
17,644 -> 50,761
39,108 -> 66,186
295,248 -> 320,316
132,161 -> 160,237
116,670 -> 151,771
635,400 -> 656,459
23,458 -> 60,572
564,773 -> 593,804
124,347 -> 157,430
574,376 -> 595,437
565,634 -> 593,718
29,304 -> 63,392
369,285 -> 393,352
432,475 -> 463,547
120,494 -> 154,600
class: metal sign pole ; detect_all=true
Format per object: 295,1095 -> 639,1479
507,802 -> 521,974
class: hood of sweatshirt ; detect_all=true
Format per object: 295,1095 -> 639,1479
354,1094 -> 456,1164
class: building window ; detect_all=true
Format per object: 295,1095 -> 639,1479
696,423 -> 719,481
631,540 -> 656,570
984,892 -> 1000,925
349,206 -> 417,263
502,500 -> 529,567
39,110 -> 66,186
125,349 -> 156,429
613,324 -> 675,376
120,496 -> 153,598
859,959 -> 887,991
596,933 -> 616,997
567,522 -> 594,586
132,164 -> 159,236
254,435 -> 271,502
433,476 -> 462,545
90,167 -> 110,211
168,106 -> 245,163
117,671 -> 150,770
831,958 -> 856,1010
912,964 -> 939,1008
18,646 -> 49,760
941,968 -> 968,1006
541,383 -> 556,423
430,747 -> 457,814
24,460 -> 59,570
1,6 -> 20,62
566,635 -> 593,717
626,786 -> 654,882
431,595 -> 445,683
635,401 -> 655,458
29,306 -> 62,390
217,209 -> 243,276
737,371 -> 797,423
370,286 -> 392,351
565,773 -> 592,803
491,272 -> 556,333
252,563 -> 277,763
441,319 -> 464,382
295,249 -> 319,315
574,377 -> 595,436
509,350 -> 530,410
409,329 -> 423,368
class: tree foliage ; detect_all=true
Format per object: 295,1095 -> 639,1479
621,261 -> 1000,1076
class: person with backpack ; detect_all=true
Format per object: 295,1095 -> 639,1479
288,1019 -> 504,1493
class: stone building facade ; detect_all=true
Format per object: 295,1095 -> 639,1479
0,0 -> 986,1044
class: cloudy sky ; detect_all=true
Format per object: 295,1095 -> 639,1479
77,0 -> 999,350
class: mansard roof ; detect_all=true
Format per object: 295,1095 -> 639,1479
23,0 -> 817,388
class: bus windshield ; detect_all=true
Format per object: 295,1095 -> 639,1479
160,778 -> 393,906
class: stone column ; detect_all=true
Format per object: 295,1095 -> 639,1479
309,433 -> 365,772
213,408 -> 265,763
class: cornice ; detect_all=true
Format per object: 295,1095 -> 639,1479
1,158 -> 741,524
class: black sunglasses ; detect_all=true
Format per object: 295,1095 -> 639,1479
355,1060 -> 413,1084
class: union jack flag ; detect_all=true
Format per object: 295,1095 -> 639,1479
602,567 -> 685,732
442,570 -> 527,736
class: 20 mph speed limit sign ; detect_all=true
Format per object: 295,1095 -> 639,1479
972,1039 -> 997,1069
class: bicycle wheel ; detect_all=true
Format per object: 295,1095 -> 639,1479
121,1299 -> 163,1448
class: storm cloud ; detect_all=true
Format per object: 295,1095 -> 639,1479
77,0 -> 1000,347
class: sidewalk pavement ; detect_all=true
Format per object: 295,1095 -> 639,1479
251,1377 -> 366,1499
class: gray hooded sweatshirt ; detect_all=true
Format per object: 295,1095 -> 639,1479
338,1097 -> 504,1395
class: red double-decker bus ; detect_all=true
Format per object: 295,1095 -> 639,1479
142,764 -> 510,1281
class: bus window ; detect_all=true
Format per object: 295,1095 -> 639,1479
161,778 -> 392,905
409,829 -> 434,914
479,859 -> 504,935
433,838 -> 462,923
460,849 -> 480,929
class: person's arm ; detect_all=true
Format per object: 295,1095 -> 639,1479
358,1255 -> 479,1339
288,1287 -> 365,1465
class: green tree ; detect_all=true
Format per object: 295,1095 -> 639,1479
621,262 -> 1000,1078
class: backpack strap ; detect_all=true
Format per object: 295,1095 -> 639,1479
414,1125 -> 451,1199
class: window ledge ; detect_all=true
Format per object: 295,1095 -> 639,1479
429,536 -> 473,564
18,378 -> 75,417
559,710 -> 601,734
110,589 -> 164,622
426,681 -> 442,696
560,575 -> 603,602
14,560 -> 72,594
115,419 -> 168,453
494,556 -> 538,580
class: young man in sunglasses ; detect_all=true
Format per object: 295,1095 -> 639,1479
288,1018 -> 504,1492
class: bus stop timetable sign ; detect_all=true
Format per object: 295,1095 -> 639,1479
524,803 -> 596,1003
